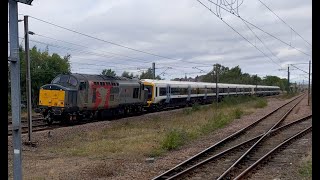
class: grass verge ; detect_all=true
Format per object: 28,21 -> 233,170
299,154 -> 312,179
50,96 -> 268,160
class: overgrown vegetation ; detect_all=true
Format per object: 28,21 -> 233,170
161,129 -> 189,150
299,159 -> 312,179
254,98 -> 268,108
50,96 -> 268,160
299,152 -> 312,179
183,104 -> 201,115
233,108 -> 244,119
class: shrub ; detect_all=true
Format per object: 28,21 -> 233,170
254,99 -> 267,108
233,108 -> 244,119
161,129 -> 188,150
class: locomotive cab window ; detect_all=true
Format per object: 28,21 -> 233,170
52,75 -> 78,87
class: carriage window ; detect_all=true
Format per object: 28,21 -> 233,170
111,87 -> 119,94
160,88 -> 166,96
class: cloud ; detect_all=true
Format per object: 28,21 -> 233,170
13,0 -> 311,82
276,47 -> 302,58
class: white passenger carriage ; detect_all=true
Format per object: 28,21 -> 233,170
140,79 -> 281,110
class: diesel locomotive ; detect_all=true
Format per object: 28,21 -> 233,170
36,73 -> 148,124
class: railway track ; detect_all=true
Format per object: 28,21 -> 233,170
8,117 -> 44,125
8,121 -> 61,136
152,93 -> 307,180
7,94 -> 304,138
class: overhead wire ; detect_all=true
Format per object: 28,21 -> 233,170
205,0 -> 311,57
27,15 -> 184,62
26,37 -> 149,67
22,14 -> 221,67
239,18 -> 282,66
196,0 -> 282,68
257,0 -> 312,48
33,33 -> 155,64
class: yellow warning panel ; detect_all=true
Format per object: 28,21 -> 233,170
39,89 -> 65,107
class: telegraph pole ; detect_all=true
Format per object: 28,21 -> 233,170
308,60 -> 311,106
152,62 -> 155,79
24,15 -> 33,143
215,64 -> 219,108
255,74 -> 258,91
9,0 -> 22,179
287,66 -> 290,93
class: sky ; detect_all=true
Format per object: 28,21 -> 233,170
11,0 -> 312,83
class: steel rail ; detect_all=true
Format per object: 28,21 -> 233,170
152,94 -> 304,180
234,125 -> 312,180
217,95 -> 305,179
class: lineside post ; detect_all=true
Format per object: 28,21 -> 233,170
9,0 -> 22,179
308,60 -> 311,106
215,64 -> 219,108
152,62 -> 155,79
24,15 -> 33,142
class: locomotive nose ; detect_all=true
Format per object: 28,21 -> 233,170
39,84 -> 66,107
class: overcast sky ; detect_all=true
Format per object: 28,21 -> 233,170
13,0 -> 312,83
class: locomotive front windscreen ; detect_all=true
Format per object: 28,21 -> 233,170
52,75 -> 78,87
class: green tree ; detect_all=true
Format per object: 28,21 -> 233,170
189,64 -> 286,89
101,69 -> 116,76
140,68 -> 161,80
262,76 -> 287,91
121,71 -> 134,78
18,45 -> 71,107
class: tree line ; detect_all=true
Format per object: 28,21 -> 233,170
197,64 -> 288,90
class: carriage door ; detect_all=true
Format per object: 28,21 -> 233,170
204,85 -> 207,100
166,84 -> 171,103
79,81 -> 88,105
187,85 -> 191,102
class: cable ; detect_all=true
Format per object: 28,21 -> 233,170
19,35 -> 217,74
240,18 -> 282,66
19,37 -> 150,73
290,64 -> 308,74
196,0 -> 282,68
258,0 -> 312,48
25,15 -> 220,67
27,38 -> 148,67
205,0 -> 311,57
33,33 -> 154,64
27,15 -> 182,62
